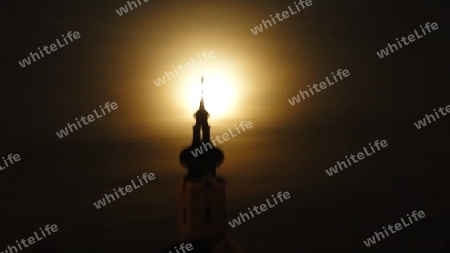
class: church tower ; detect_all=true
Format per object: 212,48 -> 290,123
178,77 -> 226,242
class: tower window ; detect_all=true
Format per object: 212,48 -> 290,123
205,207 -> 212,223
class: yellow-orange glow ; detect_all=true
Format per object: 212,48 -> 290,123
181,66 -> 238,120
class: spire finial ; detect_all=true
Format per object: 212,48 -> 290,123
201,75 -> 204,99
199,75 -> 205,110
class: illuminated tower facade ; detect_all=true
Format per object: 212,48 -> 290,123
178,77 -> 226,242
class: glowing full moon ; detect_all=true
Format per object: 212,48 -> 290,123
180,67 -> 238,120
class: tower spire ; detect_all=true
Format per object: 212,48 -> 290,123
180,75 -> 224,177
178,76 -> 226,244
175,75 -> 246,253
200,75 -> 205,110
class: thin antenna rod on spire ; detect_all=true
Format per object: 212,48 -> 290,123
201,75 -> 204,99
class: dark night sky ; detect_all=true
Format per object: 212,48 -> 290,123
1,0 -> 449,252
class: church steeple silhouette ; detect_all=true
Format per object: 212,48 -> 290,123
180,77 -> 224,178
173,77 -> 246,253
192,76 -> 210,145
